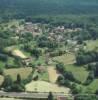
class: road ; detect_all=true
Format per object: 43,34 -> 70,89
0,91 -> 72,99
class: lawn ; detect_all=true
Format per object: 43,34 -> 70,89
65,64 -> 89,83
4,67 -> 32,81
52,53 -> 76,65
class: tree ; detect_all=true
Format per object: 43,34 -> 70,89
95,90 -> 98,95
94,63 -> 98,77
48,92 -> 53,100
56,63 -> 65,73
31,48 -> 42,59
2,75 -> 13,91
16,74 -> 22,84
0,68 -> 4,75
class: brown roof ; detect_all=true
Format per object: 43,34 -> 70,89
57,97 -> 67,100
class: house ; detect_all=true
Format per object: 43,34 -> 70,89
57,96 -> 67,100
53,26 -> 65,33
24,22 -> 42,36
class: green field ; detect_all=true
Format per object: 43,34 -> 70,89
0,61 -> 5,68
25,81 -> 70,93
85,40 -> 98,51
0,75 -> 4,86
65,64 -> 89,83
53,53 -> 76,65
4,67 -> 32,81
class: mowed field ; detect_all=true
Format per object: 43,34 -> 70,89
4,67 -> 32,81
65,64 -> 89,83
53,53 -> 76,65
47,67 -> 60,83
25,81 -> 70,93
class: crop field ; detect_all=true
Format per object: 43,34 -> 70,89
53,53 -> 76,65
47,67 -> 60,83
4,67 -> 32,81
25,81 -> 70,93
65,64 -> 89,83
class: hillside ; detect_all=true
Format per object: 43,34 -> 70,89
0,0 -> 98,18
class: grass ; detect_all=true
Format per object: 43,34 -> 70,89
4,67 -> 32,81
76,79 -> 98,93
33,69 -> 49,81
0,61 -> 5,68
85,79 -> 98,93
39,71 -> 49,81
53,53 -> 76,65
0,98 -> 24,100
0,75 -> 4,86
47,66 -> 59,83
7,57 -> 15,65
32,56 -> 46,66
65,64 -> 89,83
25,80 -> 70,93
85,39 -> 98,51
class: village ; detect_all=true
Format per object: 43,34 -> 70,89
0,19 -> 98,100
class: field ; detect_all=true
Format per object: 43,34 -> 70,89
0,61 -> 5,68
65,64 -> 89,83
12,49 -> 27,59
25,81 -> 70,93
0,75 -> 4,86
4,67 -> 32,81
53,53 -> 76,65
47,67 -> 60,83
0,98 -> 24,100
86,79 -> 98,93
85,40 -> 98,51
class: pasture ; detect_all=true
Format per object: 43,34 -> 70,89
53,53 -> 76,65
4,67 -> 32,81
64,64 -> 89,83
